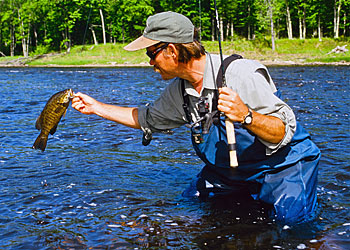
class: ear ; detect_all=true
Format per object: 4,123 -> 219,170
167,44 -> 178,60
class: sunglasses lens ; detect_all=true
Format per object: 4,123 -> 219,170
146,43 -> 169,60
146,51 -> 154,60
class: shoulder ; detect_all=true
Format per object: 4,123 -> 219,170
227,58 -> 268,75
156,77 -> 184,105
163,77 -> 183,95
208,53 -> 268,76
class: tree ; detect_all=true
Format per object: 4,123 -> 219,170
107,0 -> 154,43
285,0 -> 293,39
334,0 -> 343,38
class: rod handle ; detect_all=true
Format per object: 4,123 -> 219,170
225,118 -> 238,167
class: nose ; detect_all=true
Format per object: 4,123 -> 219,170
149,58 -> 155,65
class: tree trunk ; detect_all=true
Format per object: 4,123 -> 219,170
344,13 -> 347,36
10,23 -> 15,56
269,2 -> 275,51
220,18 -> 224,41
286,0 -> 293,39
248,5 -> 251,40
34,27 -> 38,47
90,25 -> 98,45
334,1 -> 337,35
302,6 -> 306,39
19,12 -> 28,57
299,16 -> 303,39
99,9 -> 106,45
67,32 -> 71,53
26,25 -> 30,56
334,0 -> 342,38
248,23 -> 251,40
226,22 -> 230,40
212,18 -> 215,41
231,22 -> 234,41
318,15 -> 322,41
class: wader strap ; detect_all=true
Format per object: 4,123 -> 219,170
181,54 -> 243,122
181,79 -> 192,124
215,54 -> 243,88
212,54 -> 243,112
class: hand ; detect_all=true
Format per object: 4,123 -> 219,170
71,92 -> 99,115
217,87 -> 249,123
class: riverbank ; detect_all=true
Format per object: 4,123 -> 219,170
0,38 -> 349,67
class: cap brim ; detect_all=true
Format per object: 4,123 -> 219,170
124,36 -> 159,51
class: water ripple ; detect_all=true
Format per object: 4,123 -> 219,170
0,66 -> 349,249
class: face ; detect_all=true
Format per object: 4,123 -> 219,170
146,43 -> 178,80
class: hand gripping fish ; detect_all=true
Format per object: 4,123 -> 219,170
32,89 -> 74,151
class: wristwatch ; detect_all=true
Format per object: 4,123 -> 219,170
242,108 -> 253,125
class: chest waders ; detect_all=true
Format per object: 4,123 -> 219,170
182,55 -> 321,223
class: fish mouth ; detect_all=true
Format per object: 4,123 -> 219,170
67,89 -> 74,100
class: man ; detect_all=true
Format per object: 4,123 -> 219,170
72,11 -> 321,223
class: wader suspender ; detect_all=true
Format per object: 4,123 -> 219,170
182,54 -> 243,124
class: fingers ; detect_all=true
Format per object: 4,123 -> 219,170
71,92 -> 88,113
218,87 -> 236,101
217,87 -> 248,122
218,87 -> 237,108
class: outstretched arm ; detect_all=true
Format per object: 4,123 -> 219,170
71,92 -> 141,129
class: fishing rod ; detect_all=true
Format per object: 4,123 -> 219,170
213,0 -> 238,167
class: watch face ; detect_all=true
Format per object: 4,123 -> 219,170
245,116 -> 252,124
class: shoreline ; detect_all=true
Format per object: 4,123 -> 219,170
1,59 -> 350,68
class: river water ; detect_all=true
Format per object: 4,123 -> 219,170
0,66 -> 349,249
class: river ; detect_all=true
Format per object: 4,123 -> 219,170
0,66 -> 349,249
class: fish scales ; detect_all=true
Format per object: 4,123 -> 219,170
32,89 -> 73,151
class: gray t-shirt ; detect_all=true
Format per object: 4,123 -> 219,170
138,53 -> 296,155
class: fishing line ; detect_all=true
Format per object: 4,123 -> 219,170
213,0 -> 238,167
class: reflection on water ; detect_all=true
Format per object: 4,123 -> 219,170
0,66 -> 349,249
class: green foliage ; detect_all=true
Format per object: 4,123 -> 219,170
0,0 -> 350,57
30,44 -> 52,56
23,39 -> 349,66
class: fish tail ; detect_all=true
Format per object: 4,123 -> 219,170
32,132 -> 48,152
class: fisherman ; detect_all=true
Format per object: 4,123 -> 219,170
72,11 -> 321,223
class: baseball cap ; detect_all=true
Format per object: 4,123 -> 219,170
124,11 -> 194,51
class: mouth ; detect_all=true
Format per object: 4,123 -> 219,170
67,89 -> 75,100
153,66 -> 161,73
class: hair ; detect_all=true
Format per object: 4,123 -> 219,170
159,28 -> 206,64
174,28 -> 206,63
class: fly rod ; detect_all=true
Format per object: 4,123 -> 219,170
213,0 -> 238,167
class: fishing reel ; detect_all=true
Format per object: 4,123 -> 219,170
186,97 -> 219,135
197,96 -> 210,118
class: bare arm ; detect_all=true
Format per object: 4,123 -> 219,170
218,87 -> 285,144
71,92 -> 141,129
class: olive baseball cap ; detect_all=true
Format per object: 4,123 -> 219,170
124,11 -> 194,51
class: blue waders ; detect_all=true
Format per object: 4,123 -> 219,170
184,91 -> 321,224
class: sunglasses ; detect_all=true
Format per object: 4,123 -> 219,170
146,43 -> 169,60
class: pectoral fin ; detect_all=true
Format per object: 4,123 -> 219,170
50,124 -> 58,135
62,108 -> 67,118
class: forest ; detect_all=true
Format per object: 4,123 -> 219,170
0,0 -> 349,57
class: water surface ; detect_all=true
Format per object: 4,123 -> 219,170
0,66 -> 349,249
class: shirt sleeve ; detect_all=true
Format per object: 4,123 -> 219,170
225,59 -> 296,155
137,78 -> 187,133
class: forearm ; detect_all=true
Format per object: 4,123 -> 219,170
244,110 -> 285,144
218,87 -> 285,144
94,102 -> 141,129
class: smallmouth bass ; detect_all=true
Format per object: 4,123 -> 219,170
33,89 -> 74,151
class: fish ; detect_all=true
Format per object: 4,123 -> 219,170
32,89 -> 74,151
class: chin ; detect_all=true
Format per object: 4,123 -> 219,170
161,75 -> 170,80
